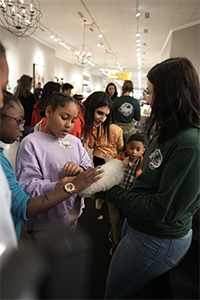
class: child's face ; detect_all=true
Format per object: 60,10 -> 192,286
0,101 -> 24,144
44,102 -> 78,138
93,106 -> 110,127
64,88 -> 72,95
126,140 -> 145,162
0,55 -> 9,108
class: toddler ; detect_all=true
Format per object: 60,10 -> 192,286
108,133 -> 145,254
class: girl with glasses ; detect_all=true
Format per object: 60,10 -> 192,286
0,42 -> 18,248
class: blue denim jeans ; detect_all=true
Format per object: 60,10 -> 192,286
105,219 -> 192,299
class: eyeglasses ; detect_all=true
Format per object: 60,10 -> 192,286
0,114 -> 25,129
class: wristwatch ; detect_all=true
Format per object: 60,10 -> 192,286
64,182 -> 76,196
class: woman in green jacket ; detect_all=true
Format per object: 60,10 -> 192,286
95,57 -> 200,299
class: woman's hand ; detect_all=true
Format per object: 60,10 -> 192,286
63,161 -> 84,176
72,167 -> 104,193
55,176 -> 75,190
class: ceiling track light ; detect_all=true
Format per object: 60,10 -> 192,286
136,0 -> 140,18
97,42 -> 105,48
39,23 -> 72,52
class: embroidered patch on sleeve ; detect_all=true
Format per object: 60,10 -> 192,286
149,149 -> 162,170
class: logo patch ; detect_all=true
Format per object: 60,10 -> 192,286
58,139 -> 73,149
149,149 -> 162,170
119,102 -> 133,117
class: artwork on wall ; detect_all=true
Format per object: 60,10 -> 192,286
33,64 -> 44,89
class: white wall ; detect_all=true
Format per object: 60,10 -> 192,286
170,24 -> 200,75
0,27 -> 104,93
161,34 -> 172,62
55,56 -> 104,96
19,37 -> 56,84
0,27 -> 19,91
161,23 -> 200,76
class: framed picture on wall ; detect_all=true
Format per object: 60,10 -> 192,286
33,64 -> 45,89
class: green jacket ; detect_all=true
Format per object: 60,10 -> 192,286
96,126 -> 200,239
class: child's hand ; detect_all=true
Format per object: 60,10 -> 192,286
55,176 -> 75,190
72,167 -> 104,193
63,161 -> 84,176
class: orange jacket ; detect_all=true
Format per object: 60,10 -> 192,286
88,124 -> 124,159
114,150 -> 143,179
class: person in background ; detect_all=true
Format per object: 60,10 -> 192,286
34,81 -> 43,101
94,57 -> 200,299
14,74 -> 36,140
31,81 -> 60,128
0,42 -> 18,249
13,79 -> 19,94
62,82 -> 74,95
105,82 -> 118,101
69,94 -> 85,139
88,121 -> 124,210
113,80 -> 141,153
108,133 -> 145,255
16,92 -> 93,241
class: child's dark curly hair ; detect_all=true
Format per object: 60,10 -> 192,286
127,133 -> 146,147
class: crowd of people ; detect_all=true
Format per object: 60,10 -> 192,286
0,40 -> 199,299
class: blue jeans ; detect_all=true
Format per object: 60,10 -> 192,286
105,219 -> 192,299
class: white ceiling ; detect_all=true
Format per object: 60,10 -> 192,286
32,0 -> 200,90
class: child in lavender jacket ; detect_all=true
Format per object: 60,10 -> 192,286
16,92 -> 92,239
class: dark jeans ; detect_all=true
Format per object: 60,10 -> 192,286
93,156 -> 105,167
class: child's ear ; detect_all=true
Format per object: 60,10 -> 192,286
45,106 -> 52,118
142,147 -> 145,155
